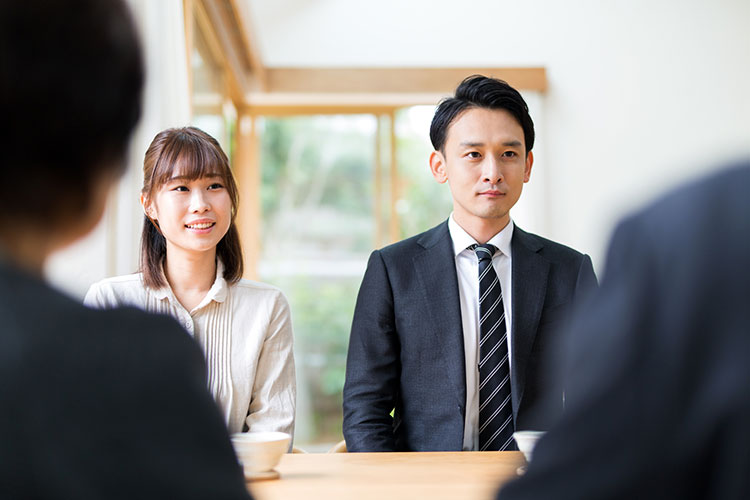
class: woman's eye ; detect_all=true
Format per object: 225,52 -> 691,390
209,183 -> 224,190
172,185 -> 188,192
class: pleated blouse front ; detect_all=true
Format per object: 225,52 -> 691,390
84,262 -> 296,438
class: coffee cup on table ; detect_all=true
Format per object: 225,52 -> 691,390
513,430 -> 546,463
231,431 -> 290,481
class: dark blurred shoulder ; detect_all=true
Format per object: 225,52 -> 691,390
0,262 -> 204,375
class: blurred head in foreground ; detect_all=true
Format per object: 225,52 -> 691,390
0,0 -> 143,270
0,3 -> 254,498
499,162 -> 750,500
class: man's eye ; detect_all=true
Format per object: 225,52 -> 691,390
502,151 -> 517,158
466,152 -> 481,159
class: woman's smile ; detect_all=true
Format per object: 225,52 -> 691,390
185,219 -> 217,232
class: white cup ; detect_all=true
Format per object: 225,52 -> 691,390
231,431 -> 291,474
513,430 -> 545,463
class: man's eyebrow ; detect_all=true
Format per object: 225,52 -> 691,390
458,140 -> 523,148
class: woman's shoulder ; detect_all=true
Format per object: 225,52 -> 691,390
229,278 -> 288,303
88,272 -> 145,294
232,278 -> 283,294
227,279 -> 293,325
93,272 -> 144,286
84,272 -> 149,308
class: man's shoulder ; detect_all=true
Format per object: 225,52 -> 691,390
0,266 -> 199,368
630,162 -> 750,243
83,302 -> 190,344
0,276 -> 207,422
377,220 -> 450,258
612,162 -> 750,287
513,226 -> 588,263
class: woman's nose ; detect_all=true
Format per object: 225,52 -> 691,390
190,191 -> 210,212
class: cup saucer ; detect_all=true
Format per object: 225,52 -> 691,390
244,469 -> 280,481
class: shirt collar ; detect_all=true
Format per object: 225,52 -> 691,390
448,213 -> 514,258
202,259 -> 229,305
151,259 -> 229,309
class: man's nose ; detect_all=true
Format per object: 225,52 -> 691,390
482,156 -> 503,184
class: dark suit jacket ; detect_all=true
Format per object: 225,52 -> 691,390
499,163 -> 750,499
343,221 -> 597,452
0,261 -> 252,499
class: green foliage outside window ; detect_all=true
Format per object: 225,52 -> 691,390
258,115 -> 374,446
257,109 -> 452,447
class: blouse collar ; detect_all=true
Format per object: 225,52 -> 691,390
152,259 -> 228,313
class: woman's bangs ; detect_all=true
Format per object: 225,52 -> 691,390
152,138 -> 224,189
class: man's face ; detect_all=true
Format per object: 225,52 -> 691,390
430,107 -> 533,233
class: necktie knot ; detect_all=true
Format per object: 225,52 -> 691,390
471,243 -> 497,263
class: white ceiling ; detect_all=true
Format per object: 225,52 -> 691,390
243,0 -> 750,68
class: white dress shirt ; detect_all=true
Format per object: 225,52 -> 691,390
448,214 -> 514,451
84,261 -> 296,439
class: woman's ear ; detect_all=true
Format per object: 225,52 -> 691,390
140,193 -> 156,220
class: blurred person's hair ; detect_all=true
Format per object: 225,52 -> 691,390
430,75 -> 535,154
140,127 -> 244,288
0,0 -> 143,227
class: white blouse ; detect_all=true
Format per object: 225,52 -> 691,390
84,262 -> 295,439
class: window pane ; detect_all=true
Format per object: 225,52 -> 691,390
258,115 -> 376,448
395,106 -> 453,238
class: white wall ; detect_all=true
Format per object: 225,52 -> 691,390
248,0 -> 750,272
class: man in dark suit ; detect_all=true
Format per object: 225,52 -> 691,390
0,1 -> 251,498
499,163 -> 750,499
343,76 -> 597,452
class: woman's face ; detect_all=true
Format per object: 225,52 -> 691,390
144,173 -> 232,258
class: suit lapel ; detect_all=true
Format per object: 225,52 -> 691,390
510,226 -> 549,421
412,221 -> 466,409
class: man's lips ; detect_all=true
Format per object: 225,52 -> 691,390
478,190 -> 505,197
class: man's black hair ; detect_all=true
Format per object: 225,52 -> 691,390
430,75 -> 535,154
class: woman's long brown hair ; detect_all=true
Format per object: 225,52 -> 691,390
140,126 -> 243,288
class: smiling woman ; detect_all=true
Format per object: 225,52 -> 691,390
138,127 -> 241,294
84,127 -> 296,442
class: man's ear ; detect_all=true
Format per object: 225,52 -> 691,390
523,151 -> 534,183
429,150 -> 448,184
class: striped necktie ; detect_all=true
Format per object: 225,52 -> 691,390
471,243 -> 515,451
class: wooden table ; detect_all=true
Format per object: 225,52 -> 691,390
250,451 -> 526,500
